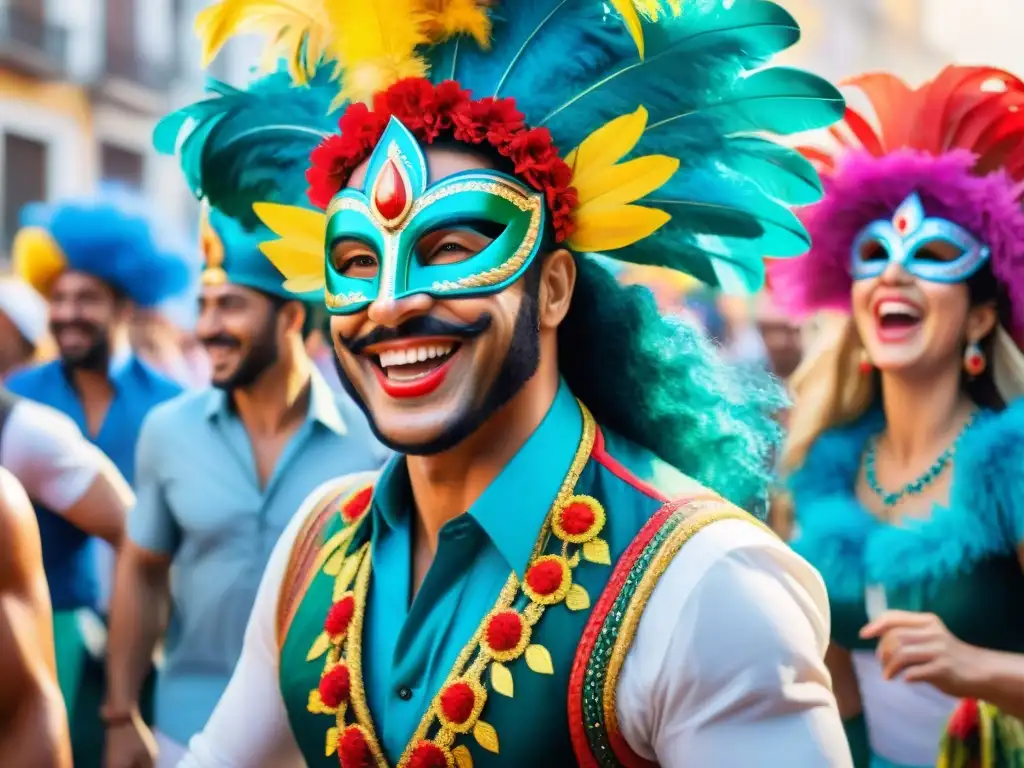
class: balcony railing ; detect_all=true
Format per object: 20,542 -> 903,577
103,41 -> 176,92
0,3 -> 68,76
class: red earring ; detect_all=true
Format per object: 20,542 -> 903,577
858,349 -> 873,374
964,341 -> 986,376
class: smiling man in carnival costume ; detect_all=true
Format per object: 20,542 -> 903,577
172,1 -> 854,766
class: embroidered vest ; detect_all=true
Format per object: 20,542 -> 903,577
276,417 -> 761,767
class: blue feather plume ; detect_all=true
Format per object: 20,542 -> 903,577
20,183 -> 193,307
154,65 -> 337,229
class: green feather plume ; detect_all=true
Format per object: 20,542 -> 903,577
154,66 -> 337,229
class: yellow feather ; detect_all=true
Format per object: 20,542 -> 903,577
252,202 -> 325,250
574,155 -> 679,212
324,0 -> 430,104
606,1 -> 683,58
11,226 -> 67,296
569,205 -> 672,253
565,107 -> 648,185
420,0 -> 493,48
195,0 -> 331,84
282,275 -> 327,293
259,241 -> 323,283
608,0 -> 645,57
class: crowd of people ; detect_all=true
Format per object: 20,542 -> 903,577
2,1 -> 1024,767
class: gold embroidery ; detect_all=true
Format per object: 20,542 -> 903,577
600,502 -> 777,743
308,403 -> 605,766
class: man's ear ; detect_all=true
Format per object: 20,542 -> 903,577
538,249 -> 576,330
279,299 -> 307,334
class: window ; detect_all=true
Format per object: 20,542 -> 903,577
100,142 -> 144,189
2,133 -> 47,251
104,0 -> 137,78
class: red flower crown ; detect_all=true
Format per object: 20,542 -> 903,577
306,77 -> 579,242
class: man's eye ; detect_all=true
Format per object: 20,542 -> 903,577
336,253 -> 379,277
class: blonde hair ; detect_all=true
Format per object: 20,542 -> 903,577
781,312 -> 876,472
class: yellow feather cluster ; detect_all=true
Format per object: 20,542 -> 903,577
252,202 -> 328,293
565,106 -> 679,253
195,0 -> 493,106
11,226 -> 67,297
609,0 -> 683,58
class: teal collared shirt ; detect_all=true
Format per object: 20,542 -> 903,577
128,369 -> 390,744
364,381 -> 583,759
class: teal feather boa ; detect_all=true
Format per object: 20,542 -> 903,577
788,401 -> 1024,600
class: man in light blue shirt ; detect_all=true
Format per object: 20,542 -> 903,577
103,206 -> 388,768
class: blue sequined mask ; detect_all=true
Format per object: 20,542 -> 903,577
851,192 -> 991,284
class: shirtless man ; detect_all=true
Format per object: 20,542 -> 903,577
0,466 -> 72,767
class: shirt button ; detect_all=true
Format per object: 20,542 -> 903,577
397,686 -> 413,701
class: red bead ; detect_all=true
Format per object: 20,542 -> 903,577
966,353 -> 984,375
858,359 -> 873,374
559,502 -> 596,536
485,611 -> 523,653
319,663 -> 351,709
408,741 -> 450,768
342,487 -> 372,522
438,682 -> 476,725
325,594 -> 356,638
373,159 -> 408,221
339,726 -> 372,768
947,698 -> 980,740
525,559 -> 565,596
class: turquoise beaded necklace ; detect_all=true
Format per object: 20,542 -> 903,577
864,413 -> 979,509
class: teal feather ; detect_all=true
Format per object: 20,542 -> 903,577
430,0 -> 840,291
154,66 -> 336,229
538,0 -> 803,135
725,136 -> 823,206
430,0 -> 621,113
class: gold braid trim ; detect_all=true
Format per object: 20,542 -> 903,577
275,473 -> 378,650
600,501 -> 777,742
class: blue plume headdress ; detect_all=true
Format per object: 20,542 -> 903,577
12,183 -> 193,308
191,0 -> 843,294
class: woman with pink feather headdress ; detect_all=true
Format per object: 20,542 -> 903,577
770,66 -> 1024,768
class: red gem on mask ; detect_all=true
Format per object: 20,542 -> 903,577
373,159 -> 408,222
895,215 -> 908,233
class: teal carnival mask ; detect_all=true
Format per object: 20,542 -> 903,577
322,118 -> 545,315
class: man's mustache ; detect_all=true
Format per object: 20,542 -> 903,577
199,334 -> 241,350
51,321 -> 101,337
342,313 -> 493,356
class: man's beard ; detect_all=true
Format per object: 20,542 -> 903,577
53,322 -> 110,372
206,317 -> 281,391
335,287 -> 542,456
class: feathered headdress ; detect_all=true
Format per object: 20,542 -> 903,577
187,0 -> 842,295
154,68 -> 338,299
11,184 -> 193,308
768,66 -> 1024,334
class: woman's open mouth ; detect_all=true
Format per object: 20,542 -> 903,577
368,341 -> 462,398
874,299 -> 923,342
